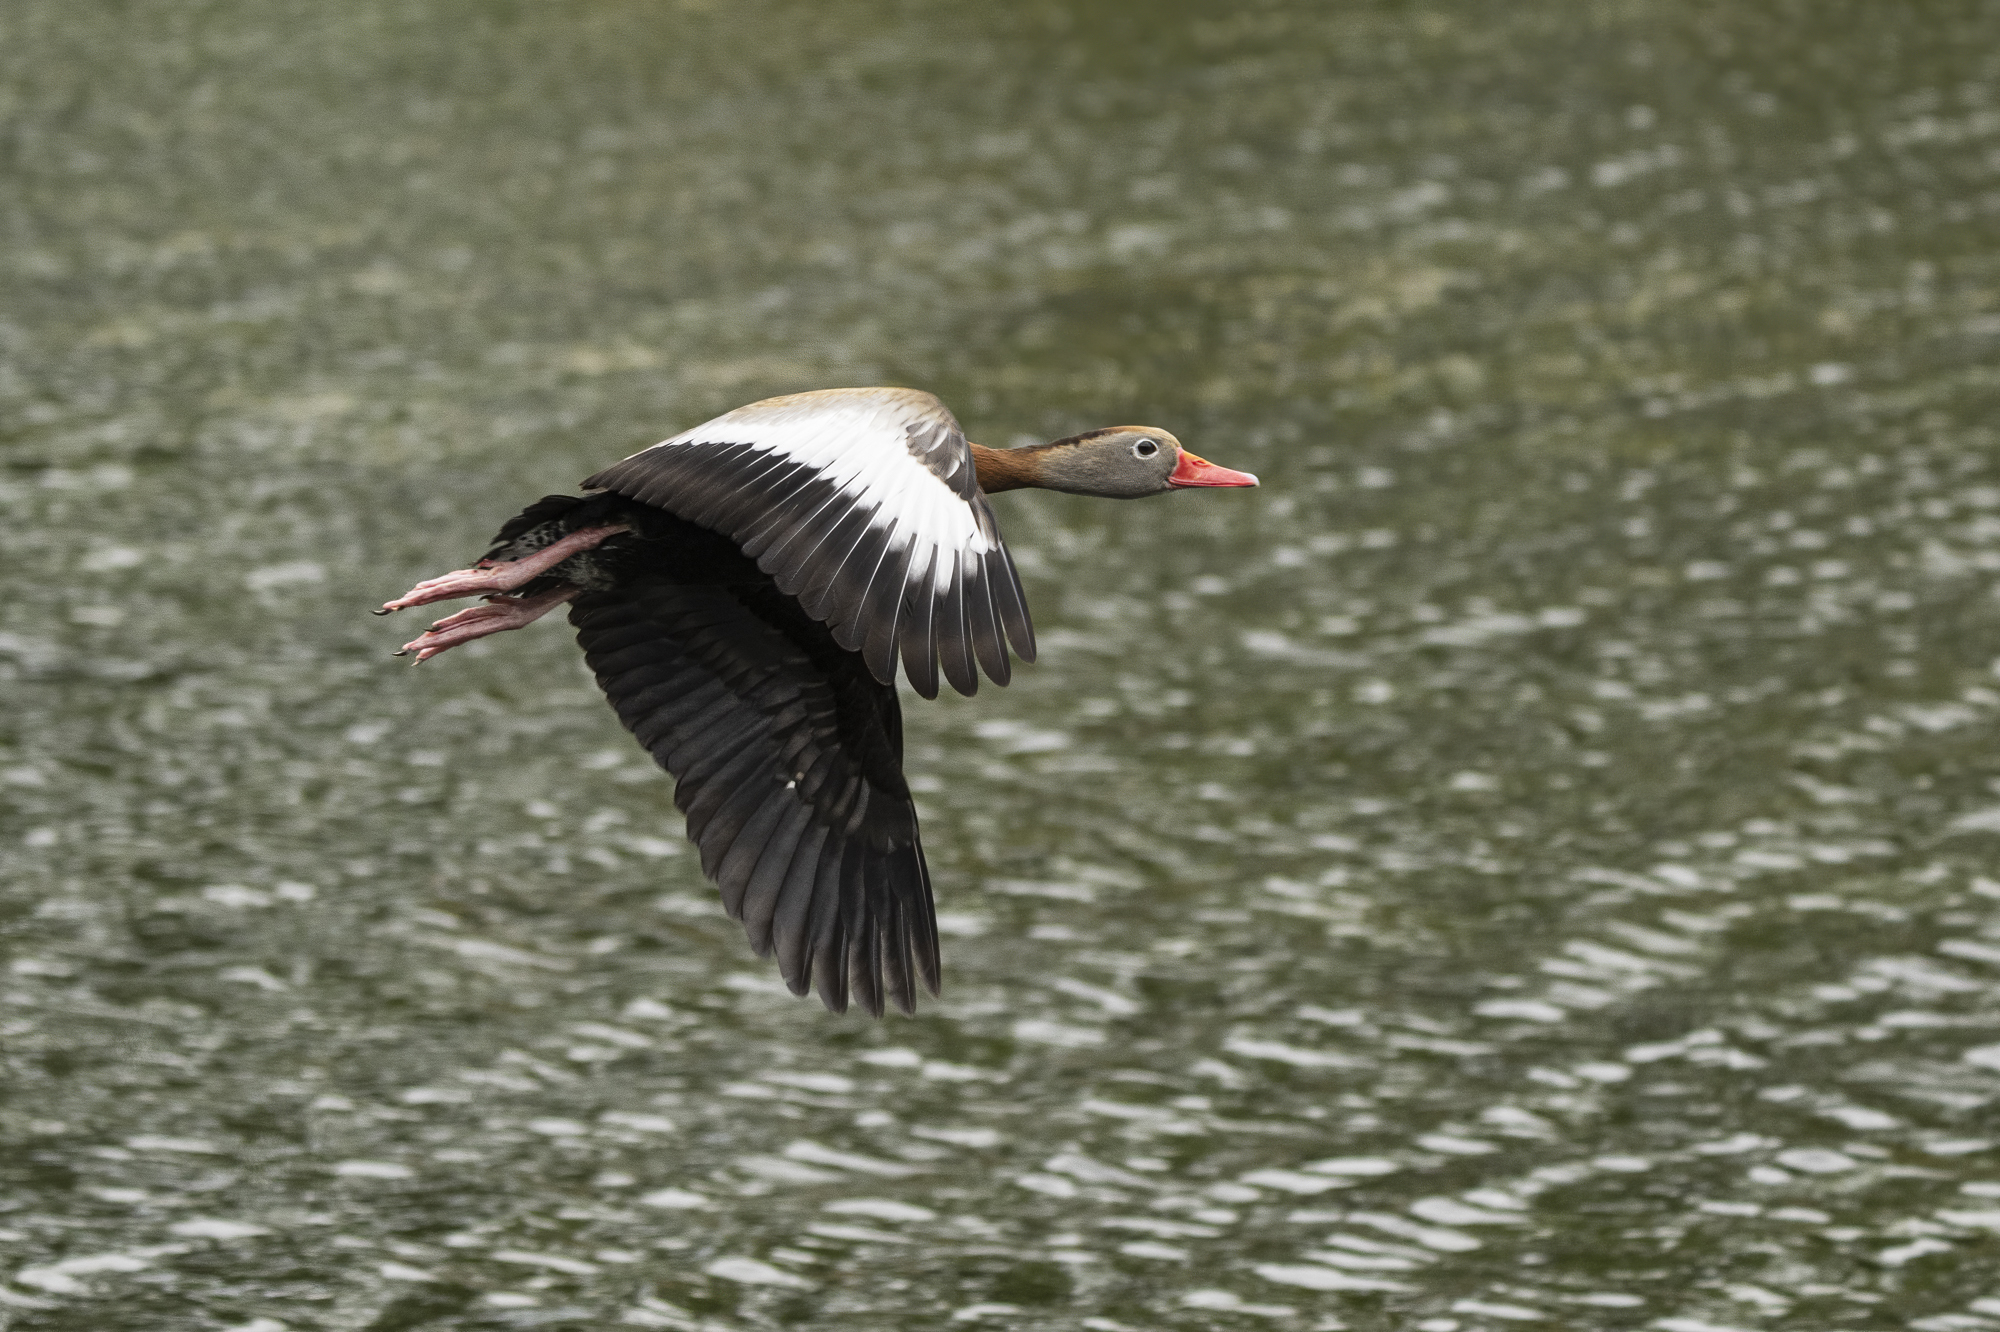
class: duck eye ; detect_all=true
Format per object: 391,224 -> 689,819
1132,438 -> 1160,459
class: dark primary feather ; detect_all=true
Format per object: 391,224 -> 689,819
568,564 -> 940,1016
897,547 -> 942,700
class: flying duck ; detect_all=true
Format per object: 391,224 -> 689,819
378,387 -> 1256,1016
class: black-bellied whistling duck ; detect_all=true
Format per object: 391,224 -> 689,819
378,387 -> 1256,1016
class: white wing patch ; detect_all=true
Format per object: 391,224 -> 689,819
642,391 -> 991,554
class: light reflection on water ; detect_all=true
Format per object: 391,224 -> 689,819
6,1 -> 2000,1328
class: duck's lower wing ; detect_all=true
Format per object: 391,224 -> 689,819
569,580 -> 939,1017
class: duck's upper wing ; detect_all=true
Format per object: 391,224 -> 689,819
582,387 -> 1035,699
570,577 -> 939,1017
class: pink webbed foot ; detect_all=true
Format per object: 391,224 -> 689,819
395,586 -> 581,662
376,524 -> 630,615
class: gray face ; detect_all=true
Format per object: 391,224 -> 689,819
1038,427 -> 1187,499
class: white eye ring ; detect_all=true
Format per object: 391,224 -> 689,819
1132,438 -> 1160,459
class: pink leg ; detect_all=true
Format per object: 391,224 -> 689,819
395,585 -> 581,662
377,525 -> 630,614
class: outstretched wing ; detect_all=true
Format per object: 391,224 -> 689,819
582,387 -> 1035,699
570,577 -> 940,1016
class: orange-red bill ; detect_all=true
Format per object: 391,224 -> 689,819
1168,449 -> 1260,488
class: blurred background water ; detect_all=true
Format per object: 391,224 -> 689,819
5,1 -> 2000,1328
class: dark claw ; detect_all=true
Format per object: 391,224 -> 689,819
372,607 -> 396,616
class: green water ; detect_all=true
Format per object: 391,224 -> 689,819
6,2 -> 2000,1328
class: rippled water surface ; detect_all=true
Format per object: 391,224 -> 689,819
7,2 -> 2000,1328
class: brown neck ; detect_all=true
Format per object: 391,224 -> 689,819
970,442 -> 1047,493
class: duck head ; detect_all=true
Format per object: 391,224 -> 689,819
1025,427 -> 1260,498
